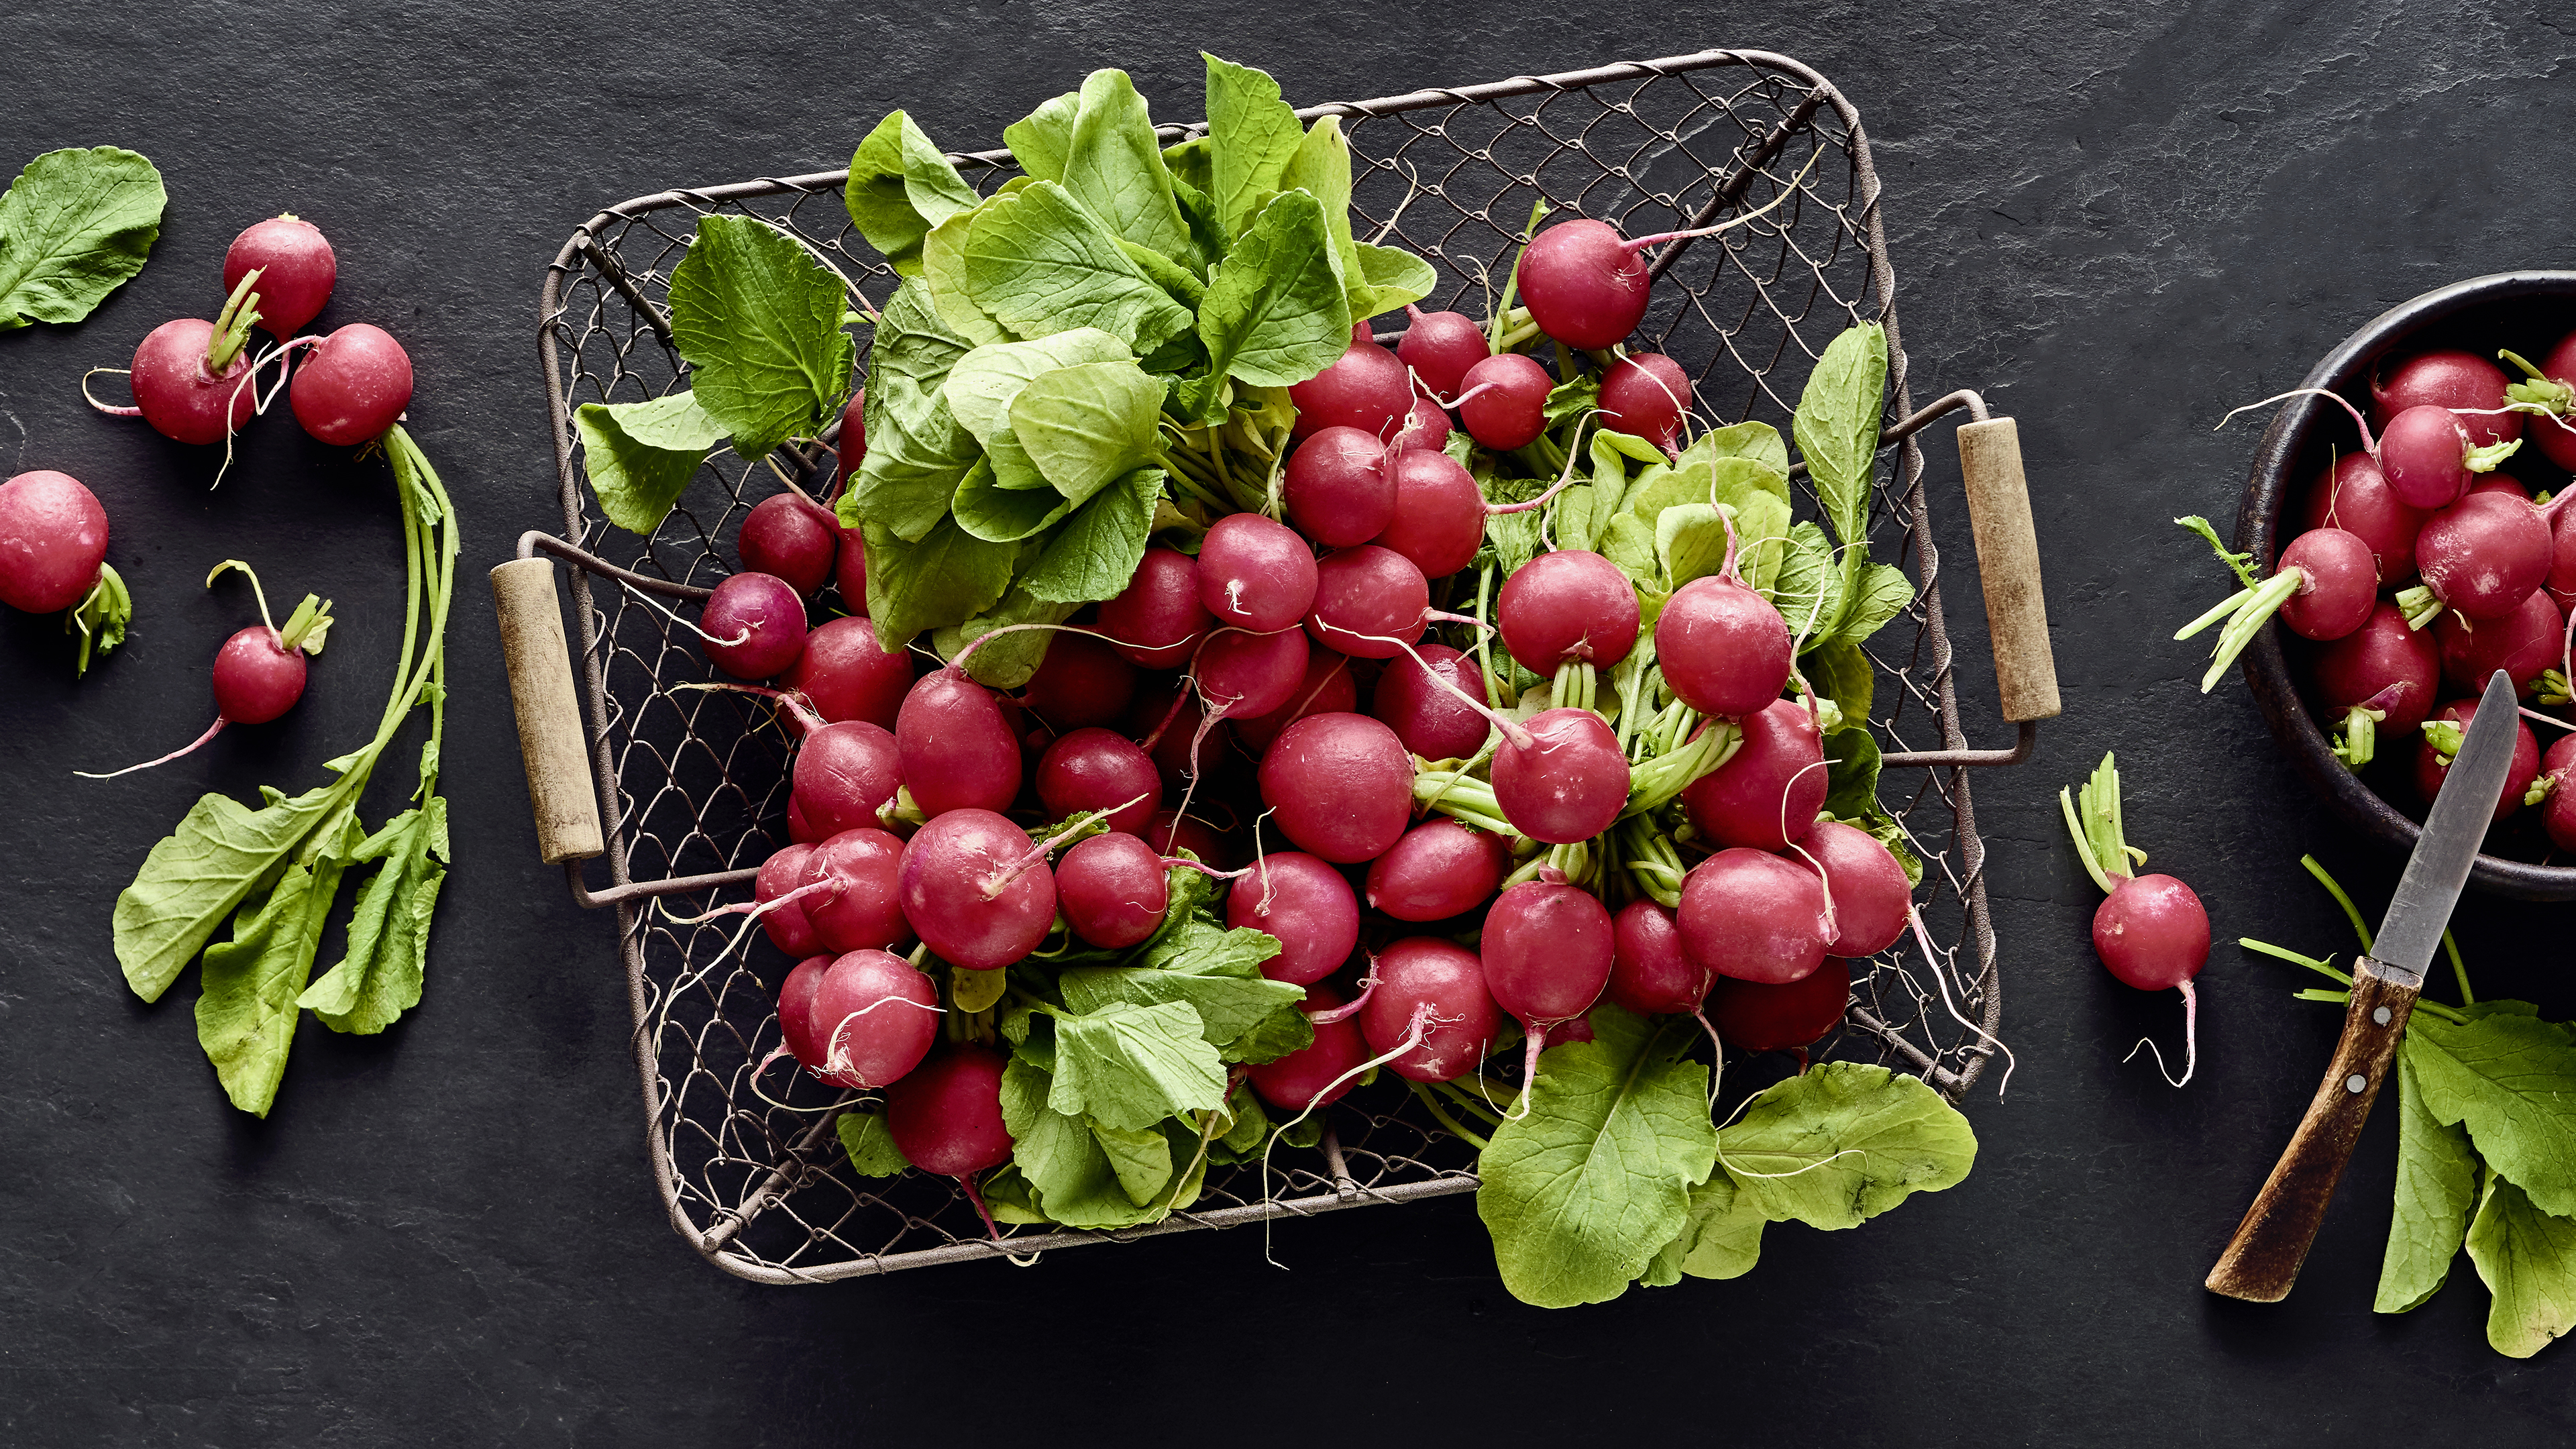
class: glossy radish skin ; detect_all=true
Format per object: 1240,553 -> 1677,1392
802,827 -> 909,955
836,524 -> 867,605
1258,712 -> 1413,863
2302,452 -> 2424,583
1682,702 -> 1825,851
2277,528 -> 2379,640
1289,339 -> 1411,441
2542,735 -> 2576,851
1019,633 -> 1135,730
2438,588 -> 2563,694
1365,819 -> 1507,921
1709,964 -> 1851,1053
1249,985 -> 1369,1112
702,572 -> 809,680
793,720 -> 902,838
1284,427 -> 1397,546
896,670 -> 1021,816
1371,449 -> 1486,579
1491,707 -> 1631,844
782,615 -> 912,729
1359,938 -> 1502,1082
1678,847 -> 1832,984
211,627 -> 308,723
1498,549 -> 1640,670
1035,727 -> 1162,835
788,798 -> 824,846
835,389 -> 867,490
2091,876 -> 2210,992
223,215 -> 338,337
1655,575 -> 1794,716
1227,851 -> 1360,985
808,949 -> 941,1088
2416,491 -> 2551,620
0,471 -> 109,612
2412,697 -> 2540,821
2530,331 -> 2576,470
1452,352 -> 1552,451
1198,513 -> 1319,633
776,954 -> 833,1071
739,494 -> 839,595
2551,513 -> 2576,615
1305,545 -> 1428,659
896,808 -> 1056,969
1397,305 -> 1491,399
1791,820 -> 1911,958
2314,602 -> 2443,734
1232,642 -> 1357,752
288,323 -> 413,445
1193,627 -> 1310,719
887,1045 -> 1015,1175
1055,833 -> 1170,949
2377,403 -> 2478,511
1481,881 -> 1615,1035
1597,354 -> 1692,453
1393,397 -> 1452,454
2371,349 -> 2518,447
130,319 -> 256,445
1099,546 -> 1210,667
1607,899 -> 1710,1015
1373,642 -> 1491,759
757,847 -> 822,957
1515,218 -> 1649,348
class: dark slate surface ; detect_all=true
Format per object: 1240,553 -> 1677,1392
3,4 -> 2570,1443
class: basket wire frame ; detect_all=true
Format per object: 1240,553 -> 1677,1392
531,48 -> 2010,1284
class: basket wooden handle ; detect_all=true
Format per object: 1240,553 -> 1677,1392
1956,417 -> 2061,724
491,557 -> 604,864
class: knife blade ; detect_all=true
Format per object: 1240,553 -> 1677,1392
2204,669 -> 2518,1302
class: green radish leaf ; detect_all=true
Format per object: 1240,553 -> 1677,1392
299,796 -> 448,1034
1092,1118 -> 1177,1207
1168,172 -> 1234,272
195,806 -> 363,1118
1718,1061 -> 1976,1230
932,584 -> 1077,690
1821,727 -> 1885,820
861,515 -> 1016,652
1061,68 -> 1196,265
1021,469 -> 1163,604
1641,1172 -> 1768,1286
1694,418 -> 1791,475
2408,1011 -> 2576,1217
114,782 -> 350,1004
2465,1172 -> 2576,1358
1794,321 -> 1889,552
837,1110 -> 912,1177
1349,242 -> 1439,320
1835,562 -> 1916,647
1010,360 -> 1165,504
1279,117 -> 1366,310
1770,522 -> 1845,643
943,329 -> 1134,447
1655,503 -> 1731,590
1806,637 -> 1875,724
1003,91 -> 1082,186
1195,189 -> 1350,393
667,215 -> 855,458
849,281 -> 980,541
2377,1038 -> 2482,1313
963,181 -> 1194,354
1204,54 -> 1305,239
575,392 -> 726,535
843,110 -> 983,276
68,561 -> 131,678
1163,136 -> 1214,198
0,146 -> 166,331
1118,238 -> 1209,309
1476,1006 -> 1717,1308
921,209 -> 1011,345
951,456 -> 1075,543
984,427 -> 1056,492
1597,512 -> 1660,590
1546,373 -> 1604,430
1216,1081 -> 1271,1158
999,1056 -> 1175,1229
1061,916 -> 1302,1063
1045,1000 -> 1227,1132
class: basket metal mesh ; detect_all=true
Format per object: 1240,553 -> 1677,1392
532,48 -> 2008,1283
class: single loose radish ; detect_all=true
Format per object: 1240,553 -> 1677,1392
1199,513 -> 1318,633
2437,588 -> 2562,695
1226,851 -> 1360,985
2312,601 -> 2442,767
792,720 -> 902,839
1481,880 -> 1615,1090
1596,353 -> 1692,453
701,572 -> 809,679
1681,700 -> 1827,851
1305,545 -> 1430,659
1489,706 -> 1631,845
2300,451 -> 2425,583
2062,752 -> 2208,1087
1288,339 -> 1411,441
1054,833 -> 1172,949
1655,574 -> 1794,716
78,561 -> 329,778
780,614 -> 912,729
739,493 -> 840,595
1497,549 -> 1641,671
1034,727 -> 1161,835
2174,523 -> 2377,691
1099,546 -> 1211,667
757,847 -> 824,957
287,323 -> 414,446
1283,427 -> 1397,546
1018,632 -> 1135,730
1790,820 -> 1911,957
808,948 -> 941,1088
1607,899 -> 1711,1016
1676,847 -> 1831,984
126,315 -> 257,445
1248,985 -> 1369,1111
1396,305 -> 1490,400
1232,641 -> 1357,752
894,808 -> 1060,969
0,470 -> 109,614
1258,712 -> 1413,862
2371,349 -> 2518,447
2400,490 -> 2551,625
800,827 -> 909,955
896,667 -> 1021,816
1708,964 -> 1851,1053
2540,735 -> 2576,851
1358,937 -> 1501,1082
1365,818 -> 1507,922
885,1044 -> 1015,1176
1372,642 -> 1491,759
2412,696 -> 2540,821
223,215 -> 337,338
1371,448 -> 1487,580
1449,352 -> 1552,451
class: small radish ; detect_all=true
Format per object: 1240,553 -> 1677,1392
1248,985 -> 1369,1112
1305,545 -> 1431,659
775,955 -> 833,1074
1191,626 -> 1311,722
836,521 -> 867,605
1289,338 -> 1411,441
2174,523 -> 2377,690
2061,751 -> 2209,1087
223,215 -> 337,338
1607,899 -> 1711,1015
896,667 -> 1021,816
1232,641 -> 1357,752
2540,735 -> 2576,851
835,388 -> 867,490
1596,353 -> 1692,453
1372,641 -> 1491,759
2437,588 -> 2562,695
1498,549 -> 1640,672
1448,352 -> 1552,451
792,720 -> 902,839
894,808 -> 1062,969
1226,851 -> 1360,985
287,323 -> 415,446
2413,696 -> 2540,821
1681,700 -> 1826,851
2300,451 -> 2426,582
1365,818 -> 1508,922
124,286 -> 260,445
1481,879 -> 1615,1091
78,561 -> 329,778
1396,305 -> 1490,399
1789,820 -> 1911,957
1017,632 -> 1136,731
757,847 -> 823,957
1489,706 -> 1631,845
885,1044 -> 1015,1187
1283,426 -> 1397,546
1099,545 -> 1212,667
2501,338 -> 2576,471
0,470 -> 110,614
1147,808 -> 1239,870
1676,847 -> 1831,985
1371,448 -> 1487,579
1513,219 -> 1654,347
1709,964 -> 1851,1054
800,827 -> 910,955
739,492 -> 840,595
1198,513 -> 1318,633
701,571 -> 809,679
2398,490 -> 2551,627
2376,402 -> 2510,511
2370,349 -> 2517,447
1054,832 -> 1173,949
807,947 -> 941,1088
1358,937 -> 1502,1083
1655,574 -> 1793,718
1392,396 -> 1452,454
1034,727 -> 1161,835
780,614 -> 912,729
2312,601 -> 2443,767
1258,712 -> 1413,862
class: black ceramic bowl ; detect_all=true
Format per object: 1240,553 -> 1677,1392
2237,270 -> 2576,901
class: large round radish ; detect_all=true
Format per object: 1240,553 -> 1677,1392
1226,851 -> 1359,985
1790,820 -> 1911,957
896,669 -> 1021,816
1019,633 -> 1135,731
223,215 -> 337,338
1396,305 -> 1490,400
2092,876 -> 2210,991
2413,491 -> 2551,621
288,323 -> 414,446
895,808 -> 1057,969
1655,574 -> 1793,716
2314,602 -> 2442,735
1305,545 -> 1428,659
1371,449 -> 1486,580
129,318 -> 257,445
1709,964 -> 1851,1053
1193,627 -> 1310,720
1481,880 -> 1614,1074
1607,899 -> 1710,1016
1358,938 -> 1502,1083
2371,349 -> 2516,447
775,954 -> 833,1073
702,572 -> 809,680
808,948 -> 941,1088
1035,727 -> 1161,835
792,720 -> 902,838
1373,642 -> 1491,759
1451,353 -> 1552,451
1199,513 -> 1318,633
1365,818 -> 1507,922
1289,339 -> 1410,441
2542,735 -> 2576,851
1681,700 -> 1826,851
1597,354 -> 1692,453
1248,985 -> 1369,1112
801,827 -> 908,955
739,493 -> 839,595
1099,546 -> 1210,667
1677,847 -> 1831,984
1232,641 -> 1357,752
0,470 -> 109,614
2438,588 -> 2563,695
1498,549 -> 1640,670
2412,696 -> 2540,821
781,615 -> 912,729
886,1044 -> 1015,1175
1491,707 -> 1631,844
2300,451 -> 2425,583
1284,427 -> 1397,546
1055,833 -> 1171,949
757,847 -> 823,957
1515,219 -> 1650,348
1257,712 -> 1412,862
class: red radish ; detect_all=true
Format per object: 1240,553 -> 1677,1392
1365,818 -> 1507,921
775,954 -> 833,1073
2371,349 -> 2517,447
1147,808 -> 1238,870
1676,847 -> 1831,984
1513,219 -> 1650,347
1682,701 -> 1825,851
1597,353 -> 1692,453
1127,674 -> 1235,792
2437,588 -> 2562,695
2551,513 -> 2576,614
1481,879 -> 1615,1087
1283,427 -> 1397,546
885,1044 -> 1015,1175
1790,820 -> 1911,957
757,847 -> 824,956
223,215 -> 337,338
1709,964 -> 1851,1053
835,389 -> 867,490
1192,627 -> 1311,722
739,493 -> 839,595
1305,545 -> 1430,659
2063,752 -> 2208,1087
1373,642 -> 1491,759
2540,735 -> 2576,851
127,315 -> 257,445
2412,696 -> 2540,821
1358,937 -> 1502,1082
780,615 -> 912,729
2472,474 -> 2532,500
1248,985 -> 1368,1112
1371,449 -> 1486,579
1198,513 -> 1318,633
788,798 -> 824,845
287,323 -> 414,446
1289,339 -> 1411,441
1498,549 -> 1640,671
1607,899 -> 1711,1016
1226,851 -> 1360,984
1099,546 -> 1211,667
792,720 -> 902,838
0,470 -> 109,613
1655,574 -> 1794,717
1018,632 -> 1135,730
808,948 -> 941,1087
1034,727 -> 1161,835
800,827 -> 909,955
1449,352 -> 1552,451
2300,451 -> 2425,582
1393,397 -> 1453,454
2176,525 -> 2378,691
836,523 -> 867,604
1232,641 -> 1357,752
78,562 -> 327,778
1396,305 -> 1490,399
1257,712 -> 1412,862
2404,490 -> 2551,625
2504,335 -> 2576,471
1054,833 -> 1171,949
896,668 -> 1021,816
2377,402 -> 2510,511
2313,601 -> 2443,767
701,572 -> 809,679
1489,706 -> 1631,845
894,808 -> 1059,969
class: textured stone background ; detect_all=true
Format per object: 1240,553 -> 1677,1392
3,3 -> 2571,1442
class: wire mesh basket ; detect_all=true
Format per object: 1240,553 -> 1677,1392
504,48 -> 2057,1285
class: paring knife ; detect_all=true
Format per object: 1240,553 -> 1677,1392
2204,668 -> 2522,1303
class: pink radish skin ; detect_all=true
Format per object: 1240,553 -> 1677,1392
2528,332 -> 2576,471
1099,546 -> 1211,667
1393,398 -> 1453,454
702,572 -> 810,680
1373,642 -> 1491,759
1305,545 -> 1430,659
886,1045 -> 1015,1175
1284,427 -> 1398,546
1365,819 -> 1507,922
2276,529 -> 2379,640
1127,675 -> 1236,792
1018,633 -> 1135,730
895,808 -> 1058,969
792,720 -> 902,839
836,525 -> 867,605
1790,820 -> 1912,957
0,471 -> 109,613
1491,707 -> 1632,845
211,627 -> 309,722
1396,305 -> 1491,399
801,828 -> 909,955
287,323 -> 413,446
129,319 -> 256,445
1709,964 -> 1851,1053
757,847 -> 823,957
2376,403 -> 2479,511
1233,643 -> 1357,752
2092,876 -> 2210,992
1054,833 -> 1171,949
1226,851 -> 1360,985
2416,491 -> 2551,621
1607,899 -> 1709,1015
1371,449 -> 1487,579
835,389 -> 866,490
1288,340 -> 1411,441
1678,847 -> 1832,985
1035,727 -> 1162,835
739,494 -> 840,595
1451,352 -> 1552,451
1193,627 -> 1310,719
1682,702 -> 1825,851
780,615 -> 912,729
1481,882 -> 1615,1072
1359,938 -> 1502,1083
2551,513 -> 2576,614
2301,452 -> 2425,583
2438,588 -> 2563,694
1655,574 -> 1794,716
2314,602 -> 2443,735
776,955 -> 833,1073
1514,219 -> 1651,348
1258,712 -> 1413,863
896,669 -> 1022,816
1249,985 -> 1369,1111
1597,354 -> 1692,453
2371,350 -> 2518,447
2540,735 -> 2576,851
2412,697 -> 2540,822
788,798 -> 823,846
1198,513 -> 1319,633
1148,809 -> 1237,870
223,215 -> 337,338
1499,549 -> 1641,670
808,949 -> 941,1088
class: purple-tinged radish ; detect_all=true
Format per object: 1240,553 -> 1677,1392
1099,546 -> 1211,668
1284,426 -> 1398,546
1258,712 -> 1413,863
2399,490 -> 2551,627
1680,700 -> 1826,851
2438,588 -> 2562,695
2312,601 -> 2443,768
896,667 -> 1022,816
1448,352 -> 1552,451
739,493 -> 840,596
1226,851 -> 1360,985
2377,402 -> 2517,511
1371,449 -> 1487,580
1790,820 -> 1911,958
1248,985 -> 1369,1111
1373,642 -> 1491,759
1607,899 -> 1710,1016
1358,937 -> 1502,1083
792,720 -> 902,839
1198,513 -> 1318,633
1481,879 -> 1614,1092
1397,305 -> 1490,400
757,847 -> 824,957
2062,752 -> 2208,1087
0,470 -> 109,614
894,808 -> 1062,969
2412,696 -> 2540,821
223,215 -> 337,338
1054,833 -> 1173,949
800,827 -> 909,955
702,572 -> 809,680
1498,549 -> 1641,671
1365,818 -> 1508,922
1018,632 -> 1135,730
808,948 -> 941,1088
780,614 -> 912,729
287,323 -> 414,446
1034,727 -> 1161,835
2300,451 -> 2426,583
1288,339 -> 1410,441
1305,545 -> 1431,659
1597,353 -> 1692,454
1676,847 -> 1831,985
2371,349 -> 2518,447
1709,964 -> 1851,1054
125,311 -> 257,445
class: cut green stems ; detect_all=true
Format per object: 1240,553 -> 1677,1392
1411,1079 -> 1491,1149
2176,567 -> 2304,693
205,268 -> 263,374
2238,936 -> 2353,986
2059,752 -> 2143,895
1621,719 -> 1739,819
1486,199 -> 1550,352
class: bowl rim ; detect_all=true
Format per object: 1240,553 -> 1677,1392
2235,269 -> 2576,902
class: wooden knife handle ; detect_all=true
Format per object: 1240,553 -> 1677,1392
2205,963 -> 2419,1301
